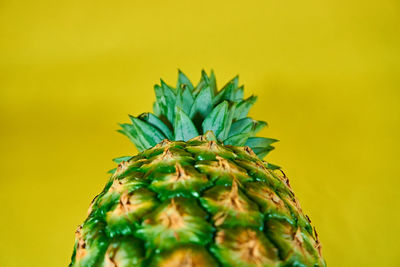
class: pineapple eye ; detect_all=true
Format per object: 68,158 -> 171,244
136,197 -> 214,250
149,163 -> 211,199
150,245 -> 218,267
212,228 -> 280,266
200,181 -> 264,228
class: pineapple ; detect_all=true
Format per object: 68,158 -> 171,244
70,71 -> 325,267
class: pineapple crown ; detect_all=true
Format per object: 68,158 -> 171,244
118,70 -> 277,159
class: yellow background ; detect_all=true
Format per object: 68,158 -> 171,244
1,0 -> 399,266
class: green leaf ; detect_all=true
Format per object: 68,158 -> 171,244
153,101 -> 161,116
175,85 -> 195,115
252,146 -> 275,159
213,83 -> 233,104
218,102 -> 236,140
231,75 -> 239,88
252,120 -> 267,134
153,84 -> 167,116
202,101 -> 228,137
223,133 -> 249,146
233,86 -> 244,102
130,116 -> 166,149
118,123 -> 146,151
228,118 -> 254,137
245,137 -> 278,148
177,70 -> 194,91
209,70 -> 217,96
233,95 -> 257,120
174,107 -> 199,141
182,87 -> 195,112
245,137 -> 278,159
112,156 -> 132,164
107,168 -> 117,174
119,71 -> 277,160
160,79 -> 176,123
189,86 -> 213,121
139,112 -> 173,139
193,70 -> 209,95
213,76 -> 238,104
267,163 -> 280,170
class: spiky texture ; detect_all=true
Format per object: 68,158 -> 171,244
70,71 -> 325,267
118,70 -> 277,160
70,137 -> 324,267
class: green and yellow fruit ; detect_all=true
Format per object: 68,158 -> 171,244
70,71 -> 325,267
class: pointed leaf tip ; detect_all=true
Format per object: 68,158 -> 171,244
112,156 -> 132,164
202,101 -> 229,138
189,85 -> 213,120
139,112 -> 173,139
121,71 -> 276,159
177,70 -> 194,91
130,116 -> 166,149
174,107 -> 199,141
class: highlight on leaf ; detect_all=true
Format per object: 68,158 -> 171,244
118,70 -> 277,159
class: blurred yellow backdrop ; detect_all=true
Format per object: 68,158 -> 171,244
0,0 -> 399,266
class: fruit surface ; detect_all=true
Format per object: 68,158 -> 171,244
70,71 -> 325,266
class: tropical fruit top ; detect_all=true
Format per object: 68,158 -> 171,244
70,71 -> 325,267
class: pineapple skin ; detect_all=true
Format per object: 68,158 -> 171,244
70,137 -> 325,267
